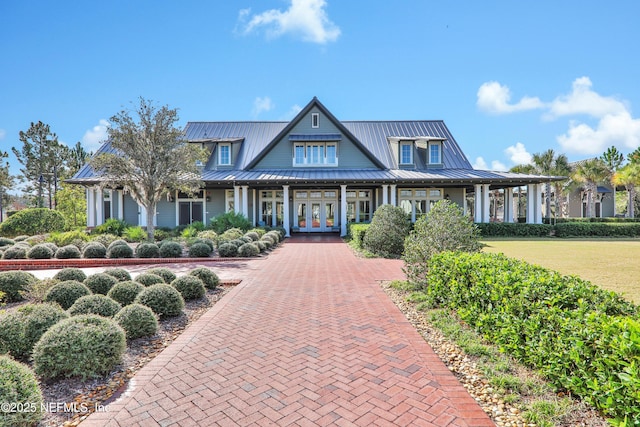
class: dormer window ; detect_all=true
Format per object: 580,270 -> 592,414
428,142 -> 441,164
293,142 -> 338,166
400,141 -> 413,165
218,143 -> 231,165
311,113 -> 319,128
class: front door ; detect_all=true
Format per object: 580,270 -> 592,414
294,190 -> 337,232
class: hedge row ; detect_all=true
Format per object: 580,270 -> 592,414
478,222 -> 640,237
420,251 -> 640,424
347,223 -> 370,249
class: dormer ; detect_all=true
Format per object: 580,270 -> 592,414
189,137 -> 244,169
388,136 -> 445,169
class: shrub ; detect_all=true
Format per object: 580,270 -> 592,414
238,242 -> 259,257
90,233 -> 119,248
135,242 -> 160,258
209,212 -> 251,234
123,226 -> 147,242
146,268 -> 176,283
107,239 -> 129,251
159,241 -> 182,258
68,294 -> 122,317
255,240 -> 266,252
171,276 -> 206,301
107,243 -> 133,258
189,267 -> 219,290
188,242 -> 211,257
44,280 -> 92,310
135,273 -> 165,287
13,235 -> 29,242
265,231 -> 282,243
23,278 -> 58,303
53,268 -> 87,282
26,243 -> 54,259
32,315 -> 126,380
103,267 -> 132,282
189,237 -> 214,252
1,245 -> 27,260
153,228 -> 172,242
93,218 -> 128,236
25,234 -> 47,245
107,281 -> 144,306
247,228 -> 266,238
196,230 -> 218,241
0,208 -> 65,237
476,222 -> 553,237
220,227 -> 244,241
218,242 -> 237,257
554,222 -> 640,237
403,199 -> 481,289
84,273 -> 118,295
273,226 -> 286,239
114,304 -> 158,340
0,355 -> 44,426
362,204 -> 410,258
0,237 -> 15,247
55,244 -> 82,259
47,229 -> 90,247
0,271 -> 38,303
229,239 -> 246,248
82,241 -> 107,258
347,223 -> 371,249
135,284 -> 185,318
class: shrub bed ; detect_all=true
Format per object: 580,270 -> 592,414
68,294 -> 122,317
476,222 -> 553,237
0,355 -> 44,426
114,304 -> 158,340
44,280 -> 92,310
135,284 -> 185,318
107,281 -> 144,306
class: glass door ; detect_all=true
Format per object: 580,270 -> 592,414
296,202 -> 308,231
311,203 -> 321,230
324,202 -> 335,231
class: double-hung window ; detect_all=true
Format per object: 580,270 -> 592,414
218,143 -> 231,166
429,142 -> 441,164
400,142 -> 413,165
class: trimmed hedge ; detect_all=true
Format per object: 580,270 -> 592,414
237,242 -> 259,257
159,241 -> 182,258
135,284 -> 185,318
0,271 -> 38,303
189,268 -> 219,289
114,304 -> 158,340
347,223 -> 370,249
0,355 -> 44,426
146,268 -> 176,284
107,243 -> 133,258
26,243 -> 54,259
135,242 -> 160,258
218,242 -> 237,257
135,273 -> 165,287
171,276 -> 206,301
103,267 -> 132,282
554,222 -> 640,237
476,222 -> 553,237
53,268 -> 87,282
68,294 -> 122,317
84,273 -> 118,295
55,244 -> 82,259
44,280 -> 92,310
82,242 -> 107,258
107,281 -> 144,306
0,208 -> 65,237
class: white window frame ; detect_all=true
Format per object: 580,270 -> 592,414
218,143 -> 231,166
428,142 -> 442,164
292,142 -> 338,167
398,188 -> 444,222
311,113 -> 319,128
400,141 -> 413,165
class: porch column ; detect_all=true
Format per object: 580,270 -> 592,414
118,190 -> 124,220
139,204 -> 147,227
282,185 -> 290,237
241,185 -> 249,218
390,184 -> 397,206
382,184 -> 389,205
462,188 -> 468,216
233,186 -> 240,213
340,184 -> 347,237
96,188 -> 104,226
252,189 -> 257,227
504,188 -> 514,223
474,184 -> 482,223
482,184 -> 490,223
526,184 -> 535,224
87,188 -> 96,227
535,184 -> 544,224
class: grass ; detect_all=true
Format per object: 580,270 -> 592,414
482,238 -> 640,304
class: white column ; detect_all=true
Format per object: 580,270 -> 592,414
252,189 -> 257,227
535,184 -> 543,224
233,186 -> 240,213
482,184 -> 491,223
241,185 -> 249,218
382,184 -> 389,205
139,204 -> 147,227
526,184 -> 535,224
282,185 -> 290,237
390,184 -> 397,206
474,184 -> 482,223
118,190 -> 124,220
87,188 -> 96,227
504,188 -> 513,223
95,188 -> 104,226
462,188 -> 468,216
340,185 -> 347,237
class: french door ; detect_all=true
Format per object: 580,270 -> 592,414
295,190 -> 337,232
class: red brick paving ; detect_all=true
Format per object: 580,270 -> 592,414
82,234 -> 494,426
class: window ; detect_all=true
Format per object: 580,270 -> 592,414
346,189 -> 371,223
295,145 -> 304,165
398,188 -> 443,222
429,142 -> 441,164
218,143 -> 231,165
311,113 -> 319,128
293,142 -> 338,166
400,142 -> 413,165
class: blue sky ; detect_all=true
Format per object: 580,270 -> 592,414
1,0 -> 639,187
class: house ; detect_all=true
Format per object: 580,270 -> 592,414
70,97 -> 558,236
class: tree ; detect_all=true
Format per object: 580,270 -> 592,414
572,158 -> 609,218
90,98 -> 205,240
55,185 -> 87,229
0,151 -> 15,222
600,146 -> 625,216
613,162 -> 640,218
66,141 -> 92,175
531,149 -> 571,219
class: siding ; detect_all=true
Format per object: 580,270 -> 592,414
123,194 -> 139,226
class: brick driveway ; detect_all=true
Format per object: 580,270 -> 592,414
82,235 -> 493,426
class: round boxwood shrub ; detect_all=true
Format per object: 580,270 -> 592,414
260,238 -> 273,249
254,240 -> 267,252
0,271 -> 38,303
189,238 -> 214,252
114,304 -> 158,340
32,315 -> 126,380
171,276 -> 206,301
53,267 -> 87,283
0,311 -> 25,358
244,231 -> 260,241
107,281 -> 144,306
135,242 -> 160,258
363,204 -> 411,258
90,233 -> 118,247
189,267 -> 219,290
13,235 -> 29,242
135,273 -> 165,287
238,242 -> 260,257
26,243 -> 54,259
44,280 -> 92,310
159,240 -> 182,258
135,284 -> 185,318
146,268 -> 176,284
0,207 -> 65,237
2,245 -> 27,260
188,242 -> 211,257
0,237 -> 15,247
261,234 -> 276,245
55,244 -> 82,259
82,241 -> 107,258
229,239 -> 246,248
68,294 -> 122,317
0,355 -> 44,426
239,235 -> 253,244
218,242 -> 238,257
103,267 -> 132,282
107,243 -> 133,259
107,239 -> 129,251
220,227 -> 244,241
84,273 -> 118,295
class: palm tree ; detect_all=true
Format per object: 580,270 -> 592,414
549,155 -> 572,220
613,162 -> 640,218
572,158 -> 609,218
600,146 -> 625,216
531,149 -> 571,219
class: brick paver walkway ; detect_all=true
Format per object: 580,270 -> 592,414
83,235 -> 493,426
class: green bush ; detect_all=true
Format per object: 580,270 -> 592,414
264,231 -> 281,243
135,284 -> 185,318
82,242 -> 107,258
13,235 -> 28,242
188,237 -> 214,252
15,303 -> 69,360
123,226 -> 147,242
1,245 -> 27,260
32,315 -> 126,380
229,239 -> 246,248
362,204 -> 410,258
135,242 -> 160,258
47,229 -> 90,247
22,278 -> 58,303
55,244 -> 82,259
107,243 -> 133,258
53,268 -> 87,282
0,208 -> 65,237
44,280 -> 92,310
238,242 -> 259,257
83,273 -> 117,295
68,294 -> 122,317
554,222 -> 640,237
114,304 -> 158,340
188,242 -> 211,257
0,271 -> 38,303
254,240 -> 266,252
103,267 -> 132,282
93,218 -> 128,236
171,276 -> 206,301
135,273 -> 165,287
89,233 -> 119,248
476,222 -> 553,237
196,230 -> 218,241
347,223 -> 370,249
159,241 -> 182,258
146,268 -> 176,284
107,239 -> 129,250
26,244 -> 54,259
0,355 -> 44,426
260,237 -> 273,249
209,212 -> 251,234
107,281 -> 144,306
0,237 -> 15,247
220,227 -> 244,241
189,268 -> 219,290
218,242 -> 237,257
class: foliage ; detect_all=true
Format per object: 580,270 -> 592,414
114,304 -> 158,340
55,244 -> 82,259
84,273 -> 118,295
171,276 -> 206,301
26,243 -> 54,259
47,229 -> 90,247
107,239 -> 129,251
107,243 -> 134,258
181,221 -> 205,238
209,212 -> 252,234
82,241 -> 107,258
0,355 -> 44,427
54,184 -> 87,229
0,208 -> 66,237
146,268 -> 176,284
188,237 -> 214,252
22,278 -> 58,303
93,218 -> 128,236
189,268 -> 219,290
44,280 -> 92,310
1,245 -> 27,260
572,158 -> 609,218
362,204 -> 410,258
347,223 -> 370,249
159,240 -> 182,258
122,225 -> 147,242
476,223 -> 553,237
244,231 -> 260,241
32,314 -> 126,380
0,271 -> 38,303
135,242 -> 160,258
103,267 -> 132,282
0,237 -> 14,247
238,242 -> 259,257
196,230 -> 218,241
53,268 -> 87,282
135,284 -> 185,318
255,240 -> 266,252
135,273 -> 165,287
188,242 -> 212,257
554,222 -> 640,237
68,294 -> 122,317
107,281 -> 144,306
247,228 -> 266,238
217,242 -> 238,257
403,199 -> 482,289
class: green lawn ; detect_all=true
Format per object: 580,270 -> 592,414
482,239 -> 640,304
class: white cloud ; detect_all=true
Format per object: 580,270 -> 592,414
477,81 -> 544,114
252,97 -> 275,117
280,104 -> 303,120
81,119 -> 109,152
0,129 -> 6,140
557,111 -> 640,155
547,76 -> 627,119
238,0 -> 341,44
473,156 -> 507,171
504,142 -> 532,165
473,157 -> 488,170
